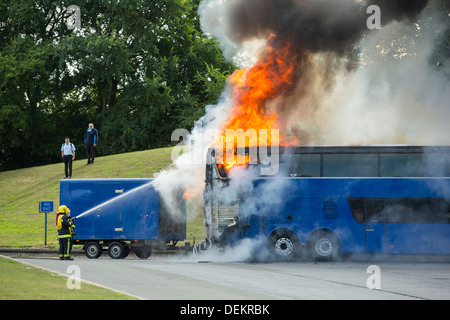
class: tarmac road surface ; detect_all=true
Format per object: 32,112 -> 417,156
9,252 -> 450,300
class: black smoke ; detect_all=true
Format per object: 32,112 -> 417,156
371,0 -> 429,22
227,0 -> 429,57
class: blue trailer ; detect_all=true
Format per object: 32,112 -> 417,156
60,178 -> 187,259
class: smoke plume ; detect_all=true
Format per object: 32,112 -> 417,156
198,0 -> 449,146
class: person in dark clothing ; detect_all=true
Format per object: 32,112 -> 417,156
57,205 -> 76,260
84,123 -> 99,164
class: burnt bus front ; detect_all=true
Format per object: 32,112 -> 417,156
203,146 -> 274,249
203,148 -> 239,248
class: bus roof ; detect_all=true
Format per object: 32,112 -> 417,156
207,145 -> 450,156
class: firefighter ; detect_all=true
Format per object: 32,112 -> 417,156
57,205 -> 76,260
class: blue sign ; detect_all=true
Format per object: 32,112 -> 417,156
39,201 -> 54,213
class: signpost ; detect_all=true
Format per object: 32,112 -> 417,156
39,201 -> 54,245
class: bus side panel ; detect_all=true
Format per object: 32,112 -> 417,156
336,198 -> 366,254
342,178 -> 450,255
218,177 -> 450,256
387,224 -> 450,254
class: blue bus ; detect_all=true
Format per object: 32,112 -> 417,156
203,146 -> 450,260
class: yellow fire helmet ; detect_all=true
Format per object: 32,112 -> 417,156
58,205 -> 70,214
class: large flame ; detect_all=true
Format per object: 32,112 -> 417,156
214,34 -> 297,169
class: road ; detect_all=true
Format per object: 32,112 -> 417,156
10,251 -> 450,300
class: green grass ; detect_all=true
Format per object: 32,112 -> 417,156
0,147 -> 205,248
0,256 -> 137,300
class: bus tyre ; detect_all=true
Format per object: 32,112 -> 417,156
85,241 -> 102,259
309,232 -> 340,261
108,242 -> 126,259
268,230 -> 299,260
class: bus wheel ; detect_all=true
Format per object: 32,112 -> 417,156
108,242 -> 126,259
268,230 -> 299,260
309,232 -> 340,261
85,241 -> 102,259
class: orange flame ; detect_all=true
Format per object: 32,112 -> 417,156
214,34 -> 297,169
183,191 -> 196,200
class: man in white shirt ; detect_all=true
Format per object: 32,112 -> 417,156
61,137 -> 76,179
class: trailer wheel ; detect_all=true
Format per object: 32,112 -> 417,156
85,241 -> 102,259
133,246 -> 153,259
108,242 -> 126,259
122,245 -> 131,259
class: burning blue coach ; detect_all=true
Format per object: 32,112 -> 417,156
203,146 -> 450,260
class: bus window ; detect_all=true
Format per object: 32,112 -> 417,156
422,147 -> 450,177
387,198 -> 449,224
436,199 -> 450,224
350,197 -> 450,224
365,199 -> 385,223
348,198 -> 364,223
323,154 -> 378,177
388,198 -> 419,223
281,154 -> 320,177
380,154 -> 426,177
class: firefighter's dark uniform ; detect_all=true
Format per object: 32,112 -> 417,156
58,214 -> 75,260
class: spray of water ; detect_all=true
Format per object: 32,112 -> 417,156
73,181 -> 155,220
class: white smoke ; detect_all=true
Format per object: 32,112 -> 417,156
298,14 -> 450,146
151,80 -> 236,222
198,0 -> 267,68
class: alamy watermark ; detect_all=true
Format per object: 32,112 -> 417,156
366,5 -> 381,30
66,265 -> 81,290
64,4 -> 380,32
366,265 -> 381,290
66,5 -> 81,30
171,122 -> 280,176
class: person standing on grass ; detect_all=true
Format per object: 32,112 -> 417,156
61,137 -> 76,179
84,123 -> 99,165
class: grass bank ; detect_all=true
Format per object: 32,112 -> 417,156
0,147 -> 205,248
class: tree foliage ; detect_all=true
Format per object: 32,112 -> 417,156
0,0 -> 235,171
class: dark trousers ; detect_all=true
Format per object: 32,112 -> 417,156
58,236 -> 72,259
63,155 -> 73,177
85,144 -> 95,163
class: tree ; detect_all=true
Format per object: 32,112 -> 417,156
0,0 -> 235,171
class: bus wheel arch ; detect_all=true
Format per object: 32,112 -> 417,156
267,228 -> 300,260
307,229 -> 340,261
